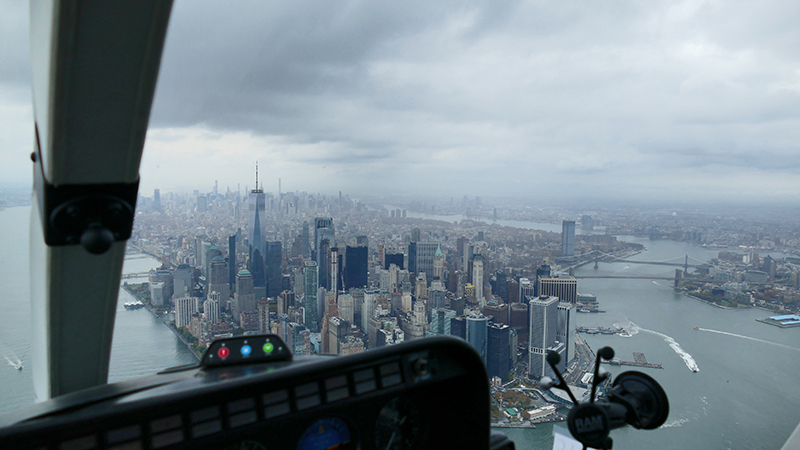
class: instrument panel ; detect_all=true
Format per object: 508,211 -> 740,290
0,336 -> 490,450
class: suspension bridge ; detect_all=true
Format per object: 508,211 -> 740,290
564,250 -> 707,272
593,250 -> 706,270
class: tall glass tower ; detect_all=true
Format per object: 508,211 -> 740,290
303,261 -> 319,332
265,241 -> 282,297
248,165 -> 267,300
466,315 -> 488,364
314,218 -> 334,288
248,164 -> 266,266
528,296 -> 559,380
561,220 -> 576,257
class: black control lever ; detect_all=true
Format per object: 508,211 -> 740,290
539,347 -> 669,449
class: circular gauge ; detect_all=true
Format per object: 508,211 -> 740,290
297,417 -> 354,450
374,397 -> 424,450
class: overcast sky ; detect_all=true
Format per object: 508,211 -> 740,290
2,0 -> 800,203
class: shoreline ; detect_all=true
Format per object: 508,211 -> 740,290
491,423 -> 537,429
675,289 -> 735,310
121,283 -> 202,360
675,287 -> 791,317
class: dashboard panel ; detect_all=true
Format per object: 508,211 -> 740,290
0,336 -> 490,450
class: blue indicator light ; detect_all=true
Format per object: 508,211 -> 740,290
241,345 -> 252,356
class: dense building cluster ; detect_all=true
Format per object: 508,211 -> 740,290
128,177 -> 646,382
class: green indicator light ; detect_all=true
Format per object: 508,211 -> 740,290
263,342 -> 274,354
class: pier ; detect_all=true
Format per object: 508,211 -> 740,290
606,352 -> 663,369
121,272 -> 150,279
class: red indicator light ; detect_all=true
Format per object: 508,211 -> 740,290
218,347 -> 230,359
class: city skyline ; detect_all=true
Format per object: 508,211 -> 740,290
2,2 -> 800,203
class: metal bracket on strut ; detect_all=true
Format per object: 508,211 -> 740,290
32,141 -> 138,255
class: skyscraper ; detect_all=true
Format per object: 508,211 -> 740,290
450,316 -> 467,339
483,302 -> 509,325
433,244 -> 444,280
557,302 -> 576,362
175,296 -> 197,329
303,261 -> 319,332
561,220 -> 576,257
228,235 -> 237,293
466,315 -> 489,364
204,293 -> 220,325
314,218 -> 334,288
344,245 -> 368,289
519,278 -> 536,303
488,323 -> 512,382
204,245 -> 221,278
428,281 -> 446,310
249,248 -> 266,302
301,221 -> 310,259
528,296 -> 559,380
473,255 -> 485,306
407,242 -> 417,274
314,217 -> 335,258
233,270 -> 255,322
338,294 -> 354,323
384,252 -> 404,270
197,195 -> 208,213
318,238 -> 331,289
413,242 -> 439,280
509,302 -> 529,343
581,214 -> 594,230
430,308 -> 456,335
153,188 -> 161,212
491,270 -> 508,303
457,236 -> 469,271
174,264 -> 192,298
538,276 -> 578,304
207,256 -> 230,301
248,165 -> 267,263
265,241 -> 282,297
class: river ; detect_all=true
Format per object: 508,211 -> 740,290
1,205 -> 799,449
0,206 -> 197,417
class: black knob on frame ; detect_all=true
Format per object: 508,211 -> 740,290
80,223 -> 115,254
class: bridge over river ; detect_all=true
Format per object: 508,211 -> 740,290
560,251 -> 708,275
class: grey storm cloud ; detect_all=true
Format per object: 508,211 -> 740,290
3,0 -> 800,201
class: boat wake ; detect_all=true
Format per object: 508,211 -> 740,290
662,417 -> 690,428
0,339 -> 27,370
697,328 -> 800,352
617,321 -> 699,373
1,347 -> 23,370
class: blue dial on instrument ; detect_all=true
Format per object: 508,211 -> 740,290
296,418 -> 353,450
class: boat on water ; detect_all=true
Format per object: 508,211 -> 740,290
693,326 -> 699,330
